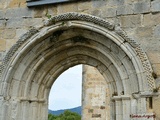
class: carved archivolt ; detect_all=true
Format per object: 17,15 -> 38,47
0,12 -> 155,90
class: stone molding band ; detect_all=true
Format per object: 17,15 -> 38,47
0,12 -> 155,90
44,12 -> 115,30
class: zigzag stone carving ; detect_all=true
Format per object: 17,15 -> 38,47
0,28 -> 39,79
0,12 -> 155,90
115,27 -> 155,89
44,12 -> 115,30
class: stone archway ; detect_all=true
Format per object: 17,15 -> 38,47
0,12 -> 155,120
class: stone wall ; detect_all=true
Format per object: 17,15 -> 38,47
0,0 -> 160,119
82,65 -> 110,120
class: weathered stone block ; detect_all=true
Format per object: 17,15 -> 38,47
47,6 -> 57,16
107,0 -> 124,6
153,96 -> 160,119
133,1 -> 150,14
105,17 -> 119,26
16,29 -> 28,39
6,39 -> 17,50
33,7 -> 47,18
3,29 -> 16,39
78,1 -> 92,11
147,52 -> 160,64
143,13 -> 154,26
0,52 -> 3,60
124,0 -> 134,4
143,13 -> 160,27
120,14 -> 141,28
152,64 -> 160,76
57,3 -> 78,14
0,52 -> 5,60
153,25 -> 160,37
0,3 -> 4,10
141,38 -> 160,52
92,0 -> 107,8
151,0 -> 160,12
152,13 -> 160,25
8,0 -> 26,8
92,114 -> 101,118
117,4 -> 133,15
91,9 -> 102,17
6,8 -> 33,18
0,39 -> 6,51
100,106 -> 105,109
0,20 -> 5,28
23,18 -> 44,28
136,27 -> 153,37
101,7 -> 117,17
0,10 -> 5,18
6,18 -> 23,28
0,29 -> 4,38
88,109 -> 93,113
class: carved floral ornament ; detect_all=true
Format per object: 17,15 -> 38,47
0,12 -> 155,91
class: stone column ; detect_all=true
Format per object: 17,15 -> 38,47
112,95 -> 131,120
0,96 -> 7,120
113,96 -> 123,120
16,98 -> 47,120
82,65 -> 108,120
122,96 -> 131,120
110,101 -> 116,120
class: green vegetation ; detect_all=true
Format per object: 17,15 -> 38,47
48,110 -> 81,120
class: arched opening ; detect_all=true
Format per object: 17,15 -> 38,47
48,64 -> 110,120
0,13 -> 155,120
49,65 -> 82,111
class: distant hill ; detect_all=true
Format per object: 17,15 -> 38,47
48,106 -> 81,116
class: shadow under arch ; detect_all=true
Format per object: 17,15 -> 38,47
0,12 -> 155,120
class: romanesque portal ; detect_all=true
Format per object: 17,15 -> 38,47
0,13 -> 156,120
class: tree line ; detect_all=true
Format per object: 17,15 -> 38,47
48,110 -> 81,120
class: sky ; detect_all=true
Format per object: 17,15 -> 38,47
48,65 -> 82,110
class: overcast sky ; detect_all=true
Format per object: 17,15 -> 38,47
48,65 -> 82,110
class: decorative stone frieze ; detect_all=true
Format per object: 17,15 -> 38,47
44,12 -> 115,30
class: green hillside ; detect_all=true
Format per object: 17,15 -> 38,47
48,110 -> 81,120
48,106 -> 81,116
